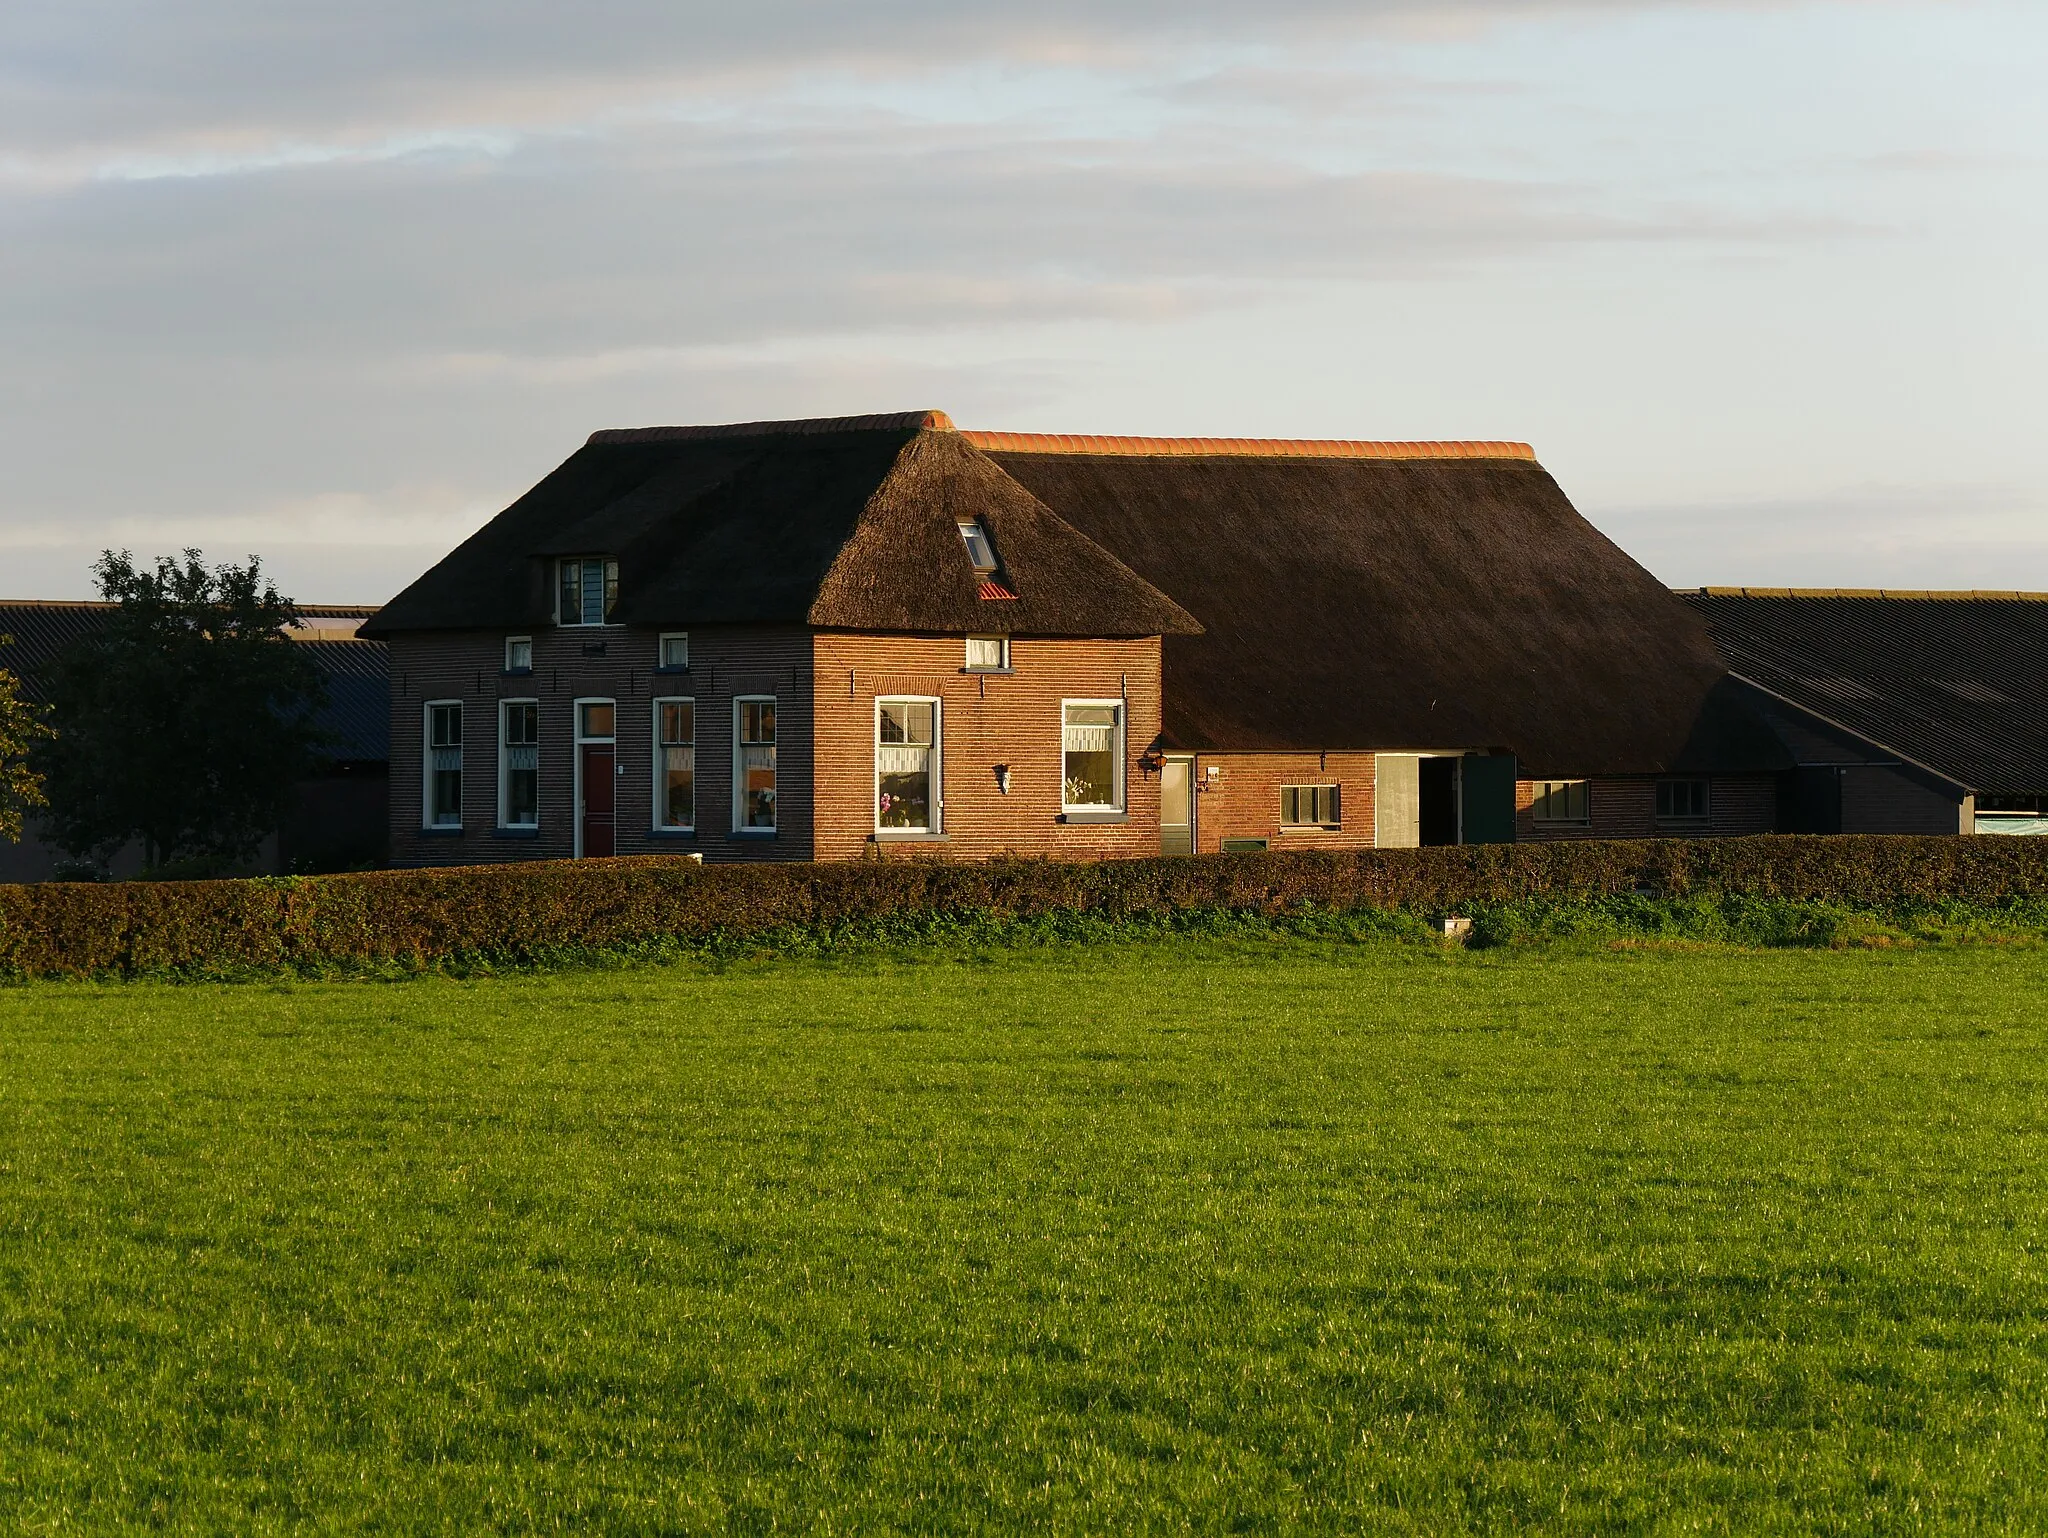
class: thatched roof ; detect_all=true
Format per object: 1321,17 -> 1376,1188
362,413 -> 1197,641
977,436 -> 1784,776
1683,588 -> 2048,795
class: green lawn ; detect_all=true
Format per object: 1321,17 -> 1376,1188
2,942 -> 2045,1534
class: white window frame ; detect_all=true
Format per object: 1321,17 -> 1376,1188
652,696 -> 696,833
733,695 -> 778,834
1531,779 -> 1591,825
875,696 -> 943,837
498,698 -> 540,830
964,635 -> 1009,672
422,699 -> 463,830
957,520 -> 996,573
1279,784 -> 1341,829
1060,698 -> 1126,816
657,631 -> 690,670
504,635 -> 533,673
556,556 -> 619,627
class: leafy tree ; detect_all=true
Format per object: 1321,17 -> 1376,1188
39,551 -> 327,874
0,635 -> 53,844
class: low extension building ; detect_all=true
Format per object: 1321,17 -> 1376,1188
362,410 -> 1794,864
1682,588 -> 2048,835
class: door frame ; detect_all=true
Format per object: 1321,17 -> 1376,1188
572,696 -> 617,859
1161,753 -> 1196,854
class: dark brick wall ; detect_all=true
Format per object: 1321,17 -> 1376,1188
1516,775 -> 1779,841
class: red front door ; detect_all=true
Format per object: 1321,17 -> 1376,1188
581,743 -> 615,857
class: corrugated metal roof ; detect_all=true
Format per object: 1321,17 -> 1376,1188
0,603 -> 388,764
1680,590 -> 2048,795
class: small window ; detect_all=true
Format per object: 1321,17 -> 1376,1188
504,636 -> 532,673
965,635 -> 1008,672
500,701 -> 538,828
957,521 -> 996,573
557,556 -> 619,626
736,697 -> 776,831
654,699 -> 694,831
658,632 -> 689,670
1531,780 -> 1590,824
579,700 -> 615,741
425,701 -> 463,828
878,699 -> 940,832
1280,785 -> 1341,828
1656,778 -> 1710,821
1062,701 -> 1124,812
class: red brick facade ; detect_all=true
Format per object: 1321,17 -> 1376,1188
1515,775 -> 1779,841
1175,751 -> 1381,854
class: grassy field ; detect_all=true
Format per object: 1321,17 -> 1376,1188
2,940 -> 2045,1534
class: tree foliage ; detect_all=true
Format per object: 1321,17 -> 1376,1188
38,551 -> 327,873
0,635 -> 54,844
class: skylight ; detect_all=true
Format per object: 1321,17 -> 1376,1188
957,520 -> 996,573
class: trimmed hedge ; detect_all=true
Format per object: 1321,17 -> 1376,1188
4,836 -> 2048,979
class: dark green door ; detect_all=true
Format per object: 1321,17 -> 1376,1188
1461,754 -> 1518,844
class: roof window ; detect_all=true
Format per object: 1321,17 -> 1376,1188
558,557 -> 618,627
957,521 -> 996,574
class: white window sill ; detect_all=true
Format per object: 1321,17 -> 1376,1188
873,830 -> 949,842
1059,809 -> 1128,824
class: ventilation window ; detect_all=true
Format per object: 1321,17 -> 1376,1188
957,521 -> 996,573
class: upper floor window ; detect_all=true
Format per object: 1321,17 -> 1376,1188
500,701 -> 538,828
658,632 -> 689,670
1062,701 -> 1124,813
504,636 -> 532,673
965,635 -> 1008,672
557,557 -> 618,626
957,521 -> 996,573
1280,785 -> 1341,828
1531,780 -> 1590,824
424,701 -> 462,828
1656,778 -> 1709,821
735,697 -> 776,831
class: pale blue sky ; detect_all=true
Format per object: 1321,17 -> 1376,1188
2,0 -> 2042,600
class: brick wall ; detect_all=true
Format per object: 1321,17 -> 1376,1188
1179,751 -> 1380,853
386,625 -> 815,866
810,632 -> 1163,861
1841,765 -> 1968,834
1516,774 -> 1779,841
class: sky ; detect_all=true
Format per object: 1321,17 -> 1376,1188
2,0 -> 2044,602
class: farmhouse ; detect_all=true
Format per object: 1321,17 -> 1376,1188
363,410 -> 1799,865
1683,588 -> 2048,835
0,602 -> 390,880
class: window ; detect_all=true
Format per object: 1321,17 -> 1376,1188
1280,785 -> 1341,827
658,632 -> 689,670
1531,780 -> 1590,823
654,699 -> 695,830
1062,701 -> 1124,812
735,697 -> 776,831
579,700 -> 614,740
557,556 -> 619,626
957,520 -> 996,573
499,701 -> 538,828
1656,778 -> 1710,821
505,636 -> 532,673
424,701 -> 462,828
964,635 -> 1009,672
877,699 -> 940,832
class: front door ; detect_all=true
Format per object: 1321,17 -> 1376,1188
1161,756 -> 1194,855
580,742 -> 615,856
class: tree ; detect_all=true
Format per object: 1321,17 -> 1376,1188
0,635 -> 53,844
39,551 -> 327,874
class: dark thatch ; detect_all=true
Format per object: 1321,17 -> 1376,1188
361,415 -> 1197,641
982,449 -> 1787,776
0,603 -> 389,763
1683,589 -> 2048,796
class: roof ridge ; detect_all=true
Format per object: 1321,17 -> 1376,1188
962,430 -> 1535,461
1685,586 -> 2048,602
589,410 -> 953,446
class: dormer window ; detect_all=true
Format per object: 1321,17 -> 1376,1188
956,520 -> 996,574
557,557 -> 618,627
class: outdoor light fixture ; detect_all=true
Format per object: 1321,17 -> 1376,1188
993,764 -> 1011,794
